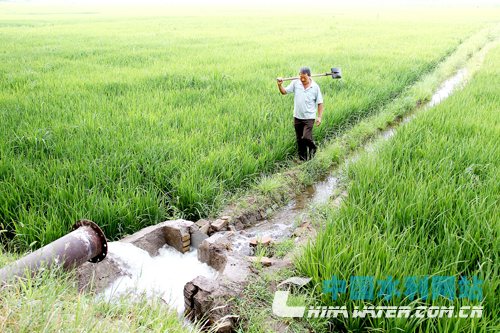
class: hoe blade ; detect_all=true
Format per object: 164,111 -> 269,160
331,67 -> 342,79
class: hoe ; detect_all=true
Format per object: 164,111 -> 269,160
279,67 -> 342,81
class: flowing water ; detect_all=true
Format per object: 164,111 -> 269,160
102,242 -> 218,314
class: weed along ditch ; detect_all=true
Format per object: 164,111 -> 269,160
0,68 -> 468,332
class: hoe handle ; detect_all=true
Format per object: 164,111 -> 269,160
281,73 -> 329,81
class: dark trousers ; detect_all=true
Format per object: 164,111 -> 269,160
294,117 -> 317,161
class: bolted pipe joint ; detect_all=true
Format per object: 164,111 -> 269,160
0,219 -> 107,285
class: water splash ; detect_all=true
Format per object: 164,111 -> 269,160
103,242 -> 218,314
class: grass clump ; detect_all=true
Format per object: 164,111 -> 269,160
233,268 -> 331,333
253,238 -> 295,261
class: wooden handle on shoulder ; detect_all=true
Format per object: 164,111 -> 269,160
280,73 -> 329,81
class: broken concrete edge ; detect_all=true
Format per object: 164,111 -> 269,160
211,219 -> 227,231
76,219 -> 199,294
185,232 -> 261,332
74,253 -> 127,295
184,275 -> 244,332
246,256 -> 273,267
197,233 -> 253,281
195,208 -> 277,234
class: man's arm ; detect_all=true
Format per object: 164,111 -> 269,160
316,103 -> 323,126
277,78 -> 287,95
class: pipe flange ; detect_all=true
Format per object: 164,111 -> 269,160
72,219 -> 108,263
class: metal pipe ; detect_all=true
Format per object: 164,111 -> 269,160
0,219 -> 107,284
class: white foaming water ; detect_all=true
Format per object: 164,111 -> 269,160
103,242 -> 218,313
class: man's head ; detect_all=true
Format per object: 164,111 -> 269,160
299,67 -> 311,85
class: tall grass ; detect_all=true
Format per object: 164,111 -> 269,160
296,43 -> 500,331
0,4 -> 492,249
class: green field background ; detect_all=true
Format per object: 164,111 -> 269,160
0,4 -> 496,248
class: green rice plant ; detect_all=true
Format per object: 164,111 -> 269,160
296,43 -> 500,332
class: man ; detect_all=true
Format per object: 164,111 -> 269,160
277,67 -> 323,161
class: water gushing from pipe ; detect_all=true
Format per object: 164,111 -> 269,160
103,242 -> 218,314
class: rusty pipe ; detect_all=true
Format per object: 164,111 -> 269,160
0,219 -> 107,285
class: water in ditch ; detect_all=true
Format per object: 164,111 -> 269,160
229,69 -> 467,255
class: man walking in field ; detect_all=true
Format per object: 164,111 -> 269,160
277,67 -> 323,161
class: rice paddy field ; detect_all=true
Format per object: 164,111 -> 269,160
1,2 -> 500,332
297,41 -> 500,332
2,3 -> 499,250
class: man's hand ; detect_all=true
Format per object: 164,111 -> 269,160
316,103 -> 323,126
277,77 -> 287,95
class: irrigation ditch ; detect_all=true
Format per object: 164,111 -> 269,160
1,24 -> 498,333
94,29 -> 499,331
65,65 -> 472,333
